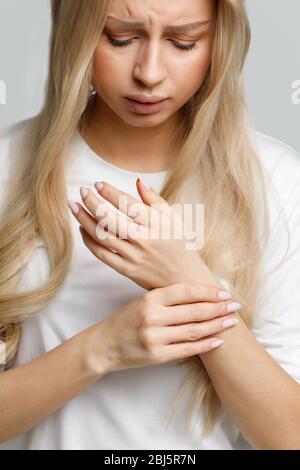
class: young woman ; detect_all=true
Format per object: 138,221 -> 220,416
0,0 -> 300,450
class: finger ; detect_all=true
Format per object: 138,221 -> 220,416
155,300 -> 241,326
94,181 -> 152,226
79,187 -> 137,235
69,199 -> 103,237
136,177 -> 171,215
151,313 -> 239,345
95,203 -> 138,240
161,336 -> 225,361
79,226 -> 128,274
84,192 -> 156,243
68,200 -> 133,258
94,224 -> 136,259
152,282 -> 233,306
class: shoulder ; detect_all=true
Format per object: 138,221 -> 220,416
247,132 -> 300,386
0,119 -> 50,288
249,128 -> 300,229
248,128 -> 300,192
0,118 -> 33,177
0,119 -> 33,203
0,118 -> 31,148
249,127 -> 299,160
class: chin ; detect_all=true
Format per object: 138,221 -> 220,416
125,116 -> 169,128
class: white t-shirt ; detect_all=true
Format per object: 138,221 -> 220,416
0,120 -> 300,450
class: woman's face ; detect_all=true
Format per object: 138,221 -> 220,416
92,0 -> 216,128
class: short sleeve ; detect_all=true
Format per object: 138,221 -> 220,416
0,119 -> 49,373
0,120 -> 30,216
0,122 -> 21,372
231,132 -> 300,451
250,132 -> 300,385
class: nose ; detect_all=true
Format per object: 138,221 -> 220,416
132,39 -> 167,88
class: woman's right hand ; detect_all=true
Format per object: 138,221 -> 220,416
88,282 -> 241,374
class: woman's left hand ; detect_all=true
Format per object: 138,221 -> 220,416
68,177 -> 217,290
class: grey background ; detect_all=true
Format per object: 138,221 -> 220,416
0,0 -> 299,152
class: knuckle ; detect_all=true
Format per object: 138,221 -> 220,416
143,312 -> 156,328
139,327 -> 153,349
141,308 -> 153,328
188,303 -> 200,322
140,295 -> 153,316
143,291 -> 154,305
185,324 -> 200,341
140,294 -> 161,327
183,284 -> 198,299
130,210 -> 141,224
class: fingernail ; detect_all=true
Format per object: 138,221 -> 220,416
211,339 -> 225,349
223,318 -> 239,328
218,290 -> 232,300
68,200 -> 79,215
227,302 -> 242,313
94,182 -> 104,192
80,187 -> 89,199
137,174 -> 152,190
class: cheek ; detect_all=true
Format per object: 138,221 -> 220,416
171,36 -> 213,92
175,54 -> 210,95
92,44 -> 127,91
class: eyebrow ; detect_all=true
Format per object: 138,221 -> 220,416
107,15 -> 212,33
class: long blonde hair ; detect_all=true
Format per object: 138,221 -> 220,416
0,0 -> 273,440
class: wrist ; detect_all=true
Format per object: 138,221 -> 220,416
80,321 -> 115,380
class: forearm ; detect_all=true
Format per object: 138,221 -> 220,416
200,314 -> 300,449
0,323 -> 109,443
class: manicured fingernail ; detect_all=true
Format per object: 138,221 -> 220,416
68,200 -> 79,215
137,174 -> 152,190
94,182 -> 104,192
80,187 -> 89,199
211,339 -> 224,349
223,318 -> 239,328
218,290 -> 232,300
227,302 -> 242,313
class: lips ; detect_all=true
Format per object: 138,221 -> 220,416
129,98 -> 165,105
126,95 -> 167,104
125,97 -> 168,114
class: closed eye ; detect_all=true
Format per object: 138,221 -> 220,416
105,34 -> 199,52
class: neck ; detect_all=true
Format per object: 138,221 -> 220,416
81,95 -> 186,173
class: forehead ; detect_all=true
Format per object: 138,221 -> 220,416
108,0 -> 215,24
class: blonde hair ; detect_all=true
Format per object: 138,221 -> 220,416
0,0 -> 276,440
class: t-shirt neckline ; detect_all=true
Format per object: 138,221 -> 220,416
74,126 -> 170,178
